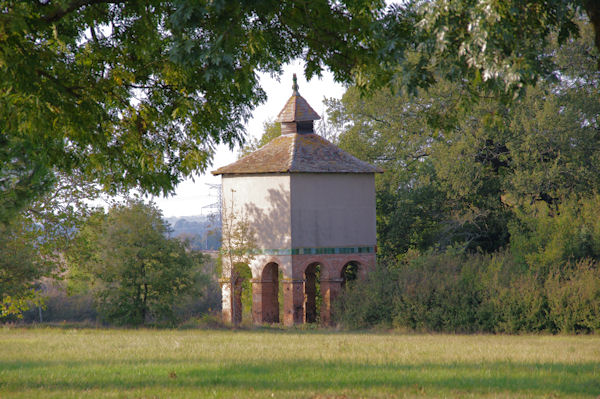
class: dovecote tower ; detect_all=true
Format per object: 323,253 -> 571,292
213,75 -> 382,326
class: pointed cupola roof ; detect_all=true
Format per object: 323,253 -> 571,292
275,74 -> 321,123
212,75 -> 383,176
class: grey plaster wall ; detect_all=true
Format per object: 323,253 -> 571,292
290,173 -> 377,248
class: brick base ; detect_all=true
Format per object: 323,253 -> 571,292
221,253 -> 376,326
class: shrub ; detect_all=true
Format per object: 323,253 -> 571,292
335,250 -> 600,333
510,194 -> 600,275
22,278 -> 98,323
334,264 -> 397,329
491,273 -> 551,333
392,251 -> 486,333
336,249 -> 493,332
545,259 -> 600,333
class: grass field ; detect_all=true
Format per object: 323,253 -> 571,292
0,327 -> 598,398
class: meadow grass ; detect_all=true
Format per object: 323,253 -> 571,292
0,327 -> 598,398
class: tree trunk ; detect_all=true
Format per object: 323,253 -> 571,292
583,0 -> 600,69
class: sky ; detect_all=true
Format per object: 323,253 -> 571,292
151,60 -> 346,218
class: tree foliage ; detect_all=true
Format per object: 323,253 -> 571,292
3,0 -> 600,327
333,17 -> 600,332
5,0 -> 599,225
329,18 -> 600,259
0,0 -> 386,223
510,195 -> 600,275
0,219 -> 46,319
69,199 -> 204,325
0,171 -> 99,319
368,1 -> 600,96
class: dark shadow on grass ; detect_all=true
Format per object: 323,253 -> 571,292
1,358 -> 599,396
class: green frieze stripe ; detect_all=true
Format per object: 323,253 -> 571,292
245,246 -> 375,256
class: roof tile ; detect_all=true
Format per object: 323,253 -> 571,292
212,133 -> 383,175
275,94 -> 321,122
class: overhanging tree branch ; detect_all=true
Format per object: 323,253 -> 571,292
41,0 -> 127,23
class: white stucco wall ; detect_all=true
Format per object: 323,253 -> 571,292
290,173 -> 377,248
222,174 -> 291,250
222,173 -> 377,251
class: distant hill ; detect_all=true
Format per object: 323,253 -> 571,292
165,214 -> 221,251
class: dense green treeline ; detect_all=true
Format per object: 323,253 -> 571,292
329,20 -> 600,259
331,21 -> 600,332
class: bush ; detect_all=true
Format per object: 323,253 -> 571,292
336,249 -> 492,332
174,256 -> 222,322
335,250 -> 600,333
22,278 -> 98,323
392,251 -> 487,333
546,259 -> 600,333
490,273 -> 551,333
334,264 -> 397,329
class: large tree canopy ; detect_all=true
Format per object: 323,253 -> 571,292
0,0 -> 383,222
2,0 -> 599,225
370,0 -> 600,95
329,18 -> 600,258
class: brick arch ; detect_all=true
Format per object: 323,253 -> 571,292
257,262 -> 280,323
281,253 -> 377,326
252,256 -> 283,280
340,260 -> 361,288
330,259 -> 355,279
302,261 -> 323,323
330,255 -> 374,279
231,262 -> 252,325
296,258 -> 333,279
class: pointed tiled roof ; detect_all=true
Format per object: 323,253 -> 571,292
275,74 -> 320,123
212,133 -> 383,175
276,95 -> 321,122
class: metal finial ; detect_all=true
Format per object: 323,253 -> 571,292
292,73 -> 299,95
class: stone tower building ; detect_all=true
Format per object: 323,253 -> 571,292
213,76 -> 382,326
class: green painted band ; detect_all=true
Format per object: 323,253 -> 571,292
249,246 -> 375,256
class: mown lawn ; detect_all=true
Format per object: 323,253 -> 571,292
0,327 -> 598,398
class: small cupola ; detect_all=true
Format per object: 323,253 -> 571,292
275,74 -> 321,134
